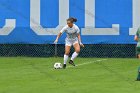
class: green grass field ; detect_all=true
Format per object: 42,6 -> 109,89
0,57 -> 140,93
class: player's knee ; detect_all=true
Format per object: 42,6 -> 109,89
75,49 -> 80,53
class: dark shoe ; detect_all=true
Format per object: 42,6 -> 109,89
69,60 -> 75,66
63,64 -> 66,69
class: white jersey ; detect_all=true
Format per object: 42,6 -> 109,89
60,24 -> 80,40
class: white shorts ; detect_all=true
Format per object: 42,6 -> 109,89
65,38 -> 79,46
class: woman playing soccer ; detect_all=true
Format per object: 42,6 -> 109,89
135,27 -> 140,59
54,17 -> 84,69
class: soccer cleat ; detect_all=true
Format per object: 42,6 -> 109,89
63,64 -> 66,69
69,60 -> 75,66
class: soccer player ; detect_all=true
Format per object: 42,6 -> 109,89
54,17 -> 84,69
134,27 -> 140,59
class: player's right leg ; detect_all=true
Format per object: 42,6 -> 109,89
63,46 -> 71,69
63,40 -> 72,69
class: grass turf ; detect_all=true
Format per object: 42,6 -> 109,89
0,57 -> 140,93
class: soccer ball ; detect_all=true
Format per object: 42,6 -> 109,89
54,63 -> 62,69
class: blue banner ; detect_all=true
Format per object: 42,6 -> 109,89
0,0 -> 138,44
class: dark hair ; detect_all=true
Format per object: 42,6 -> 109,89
67,17 -> 77,23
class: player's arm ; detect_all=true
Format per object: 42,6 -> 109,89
77,33 -> 84,47
54,26 -> 66,44
76,27 -> 84,47
134,35 -> 138,42
134,29 -> 139,42
54,32 -> 62,44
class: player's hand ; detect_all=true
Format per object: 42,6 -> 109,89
80,43 -> 84,48
54,39 -> 58,44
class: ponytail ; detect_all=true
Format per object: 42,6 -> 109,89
72,18 -> 77,22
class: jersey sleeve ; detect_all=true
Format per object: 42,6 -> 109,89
76,26 -> 80,34
60,26 -> 67,33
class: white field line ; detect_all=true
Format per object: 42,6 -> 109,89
67,59 -> 107,68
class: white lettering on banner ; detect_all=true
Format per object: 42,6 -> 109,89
0,0 -> 137,36
30,0 -> 69,35
82,0 -> 120,35
129,0 -> 140,35
0,19 -> 16,35
31,0 -> 140,36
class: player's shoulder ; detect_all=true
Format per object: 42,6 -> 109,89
62,25 -> 69,30
137,27 -> 140,33
64,25 -> 68,28
73,24 -> 79,29
138,27 -> 140,31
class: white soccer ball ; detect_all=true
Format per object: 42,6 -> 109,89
54,63 -> 62,69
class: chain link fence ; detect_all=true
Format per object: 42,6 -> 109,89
0,44 -> 136,58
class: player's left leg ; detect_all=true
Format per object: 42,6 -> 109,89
69,43 -> 80,66
136,47 -> 140,59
